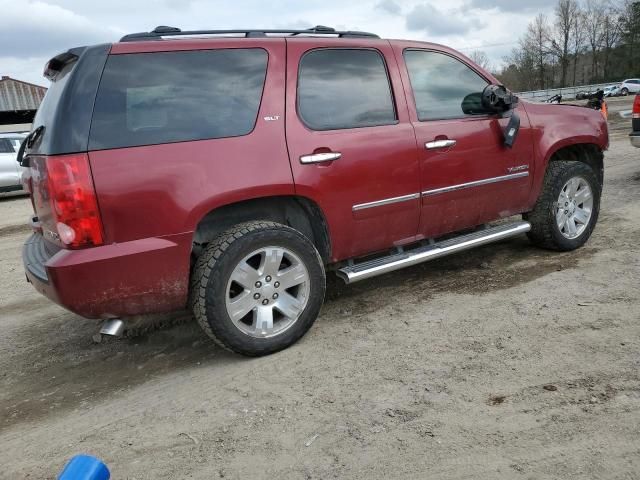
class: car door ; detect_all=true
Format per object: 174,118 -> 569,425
285,39 -> 421,260
393,44 -> 534,239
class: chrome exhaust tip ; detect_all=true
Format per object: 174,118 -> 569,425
99,318 -> 125,337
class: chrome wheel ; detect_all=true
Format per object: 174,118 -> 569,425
225,246 -> 310,338
556,176 -> 593,239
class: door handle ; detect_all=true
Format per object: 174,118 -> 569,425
300,152 -> 341,164
425,139 -> 456,150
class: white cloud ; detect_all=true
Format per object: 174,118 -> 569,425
405,3 -> 481,36
0,0 -> 559,83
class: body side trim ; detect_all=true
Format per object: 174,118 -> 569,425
352,192 -> 420,212
421,171 -> 529,197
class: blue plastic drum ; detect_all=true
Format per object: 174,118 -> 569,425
58,455 -> 110,480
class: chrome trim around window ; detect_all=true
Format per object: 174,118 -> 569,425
421,171 -> 529,197
353,193 -> 420,212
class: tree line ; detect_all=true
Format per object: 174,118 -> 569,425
477,0 -> 640,91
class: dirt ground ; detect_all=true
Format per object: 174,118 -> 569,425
1,96 -> 639,479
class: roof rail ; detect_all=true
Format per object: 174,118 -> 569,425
120,25 -> 379,42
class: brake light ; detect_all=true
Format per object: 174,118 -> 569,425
633,94 -> 640,119
46,154 -> 103,248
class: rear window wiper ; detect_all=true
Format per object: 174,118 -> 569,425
16,126 -> 44,167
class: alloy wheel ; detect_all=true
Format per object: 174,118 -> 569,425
556,176 -> 593,240
225,246 -> 310,338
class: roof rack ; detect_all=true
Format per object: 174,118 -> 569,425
120,25 -> 379,42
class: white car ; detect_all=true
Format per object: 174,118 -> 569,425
619,79 -> 640,96
603,85 -> 620,97
0,132 -> 28,194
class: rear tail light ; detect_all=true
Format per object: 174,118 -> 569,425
46,153 -> 104,248
633,94 -> 640,119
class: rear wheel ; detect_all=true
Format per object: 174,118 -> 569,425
190,221 -> 326,356
524,161 -> 601,251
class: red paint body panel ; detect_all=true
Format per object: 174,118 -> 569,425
22,36 -> 609,320
391,41 -> 535,237
284,39 -> 421,260
520,101 -> 609,206
25,233 -> 191,318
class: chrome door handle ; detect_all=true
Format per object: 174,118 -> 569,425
300,152 -> 341,164
425,139 -> 456,150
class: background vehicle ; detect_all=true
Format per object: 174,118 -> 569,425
20,26 -> 608,356
603,85 -> 620,97
619,79 -> 640,95
631,94 -> 640,147
0,132 -> 27,194
545,94 -> 562,103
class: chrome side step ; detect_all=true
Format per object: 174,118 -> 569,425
337,221 -> 531,284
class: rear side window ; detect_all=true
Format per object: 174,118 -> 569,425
89,49 -> 268,150
0,139 -> 15,153
404,50 -> 488,121
297,49 -> 397,130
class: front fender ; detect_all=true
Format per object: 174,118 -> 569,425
523,101 -> 608,207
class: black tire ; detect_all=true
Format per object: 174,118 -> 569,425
190,221 -> 326,356
621,87 -> 629,96
524,161 -> 601,251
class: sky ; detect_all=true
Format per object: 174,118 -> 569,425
1,0 -> 559,87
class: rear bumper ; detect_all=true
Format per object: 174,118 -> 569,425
630,133 -> 640,148
23,232 -> 192,318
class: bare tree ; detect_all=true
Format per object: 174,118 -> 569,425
571,8 -> 586,85
601,8 -> 622,79
469,50 -> 492,70
552,0 -> 580,87
584,0 -> 605,80
524,14 -> 553,89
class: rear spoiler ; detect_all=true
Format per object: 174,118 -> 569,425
43,48 -> 84,81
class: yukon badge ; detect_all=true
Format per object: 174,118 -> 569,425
507,165 -> 529,173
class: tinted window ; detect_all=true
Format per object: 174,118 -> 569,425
404,50 -> 489,121
0,139 -> 15,153
297,49 -> 396,130
90,49 -> 268,150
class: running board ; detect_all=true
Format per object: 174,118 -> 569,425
337,221 -> 531,284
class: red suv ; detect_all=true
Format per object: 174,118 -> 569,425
21,26 -> 608,356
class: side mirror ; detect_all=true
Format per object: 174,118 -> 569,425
481,84 -> 518,114
461,92 -> 485,115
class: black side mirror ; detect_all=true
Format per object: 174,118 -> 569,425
461,92 -> 485,115
481,84 -> 518,114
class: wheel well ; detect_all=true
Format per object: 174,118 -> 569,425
192,196 -> 331,263
549,143 -> 604,186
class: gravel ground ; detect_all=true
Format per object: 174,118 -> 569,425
0,97 -> 639,479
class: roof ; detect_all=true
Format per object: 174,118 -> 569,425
0,76 -> 47,112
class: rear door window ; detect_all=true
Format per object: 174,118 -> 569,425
89,48 -> 268,150
297,49 -> 397,130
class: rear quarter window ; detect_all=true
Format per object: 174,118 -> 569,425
89,48 -> 268,150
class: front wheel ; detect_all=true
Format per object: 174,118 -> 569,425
621,87 -> 629,96
190,221 -> 326,356
524,161 -> 601,251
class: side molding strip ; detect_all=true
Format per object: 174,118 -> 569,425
421,171 -> 529,197
352,193 -> 420,212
